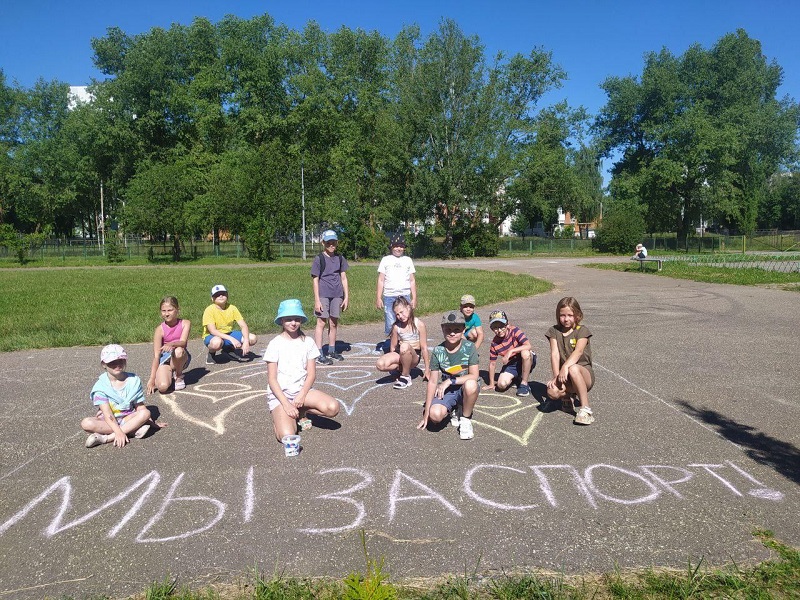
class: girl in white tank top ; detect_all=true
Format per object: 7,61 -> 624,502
375,297 -> 431,389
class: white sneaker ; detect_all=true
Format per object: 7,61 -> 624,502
85,433 -> 109,448
393,375 -> 412,389
134,424 -> 151,439
458,417 -> 474,440
574,407 -> 595,425
450,405 -> 461,427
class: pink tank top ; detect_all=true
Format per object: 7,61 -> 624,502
161,319 -> 185,344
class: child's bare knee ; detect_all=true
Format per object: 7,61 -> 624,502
428,405 -> 448,423
249,334 -> 258,345
80,417 -> 94,431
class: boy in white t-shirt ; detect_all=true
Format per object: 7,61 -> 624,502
376,233 -> 417,340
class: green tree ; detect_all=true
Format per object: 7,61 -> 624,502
394,19 -> 565,254
597,30 -> 800,236
12,80 -> 79,234
123,153 -> 203,259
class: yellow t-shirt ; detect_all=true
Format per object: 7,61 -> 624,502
202,303 -> 244,338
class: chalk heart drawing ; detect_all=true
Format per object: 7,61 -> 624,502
470,392 -> 544,446
315,368 -> 384,416
161,364 -> 266,435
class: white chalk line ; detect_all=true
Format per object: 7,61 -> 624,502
594,362 -> 741,449
0,431 -> 84,483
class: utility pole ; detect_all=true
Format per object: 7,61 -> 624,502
99,179 -> 105,255
301,159 -> 307,260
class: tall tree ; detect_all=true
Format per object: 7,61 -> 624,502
596,30 -> 799,235
394,19 -> 565,253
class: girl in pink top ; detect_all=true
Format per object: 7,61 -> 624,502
147,296 -> 192,393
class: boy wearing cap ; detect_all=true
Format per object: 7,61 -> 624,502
203,284 -> 257,363
311,230 -> 349,365
486,310 -> 535,396
81,344 -> 153,449
460,294 -> 484,349
417,310 -> 480,440
376,233 -> 417,341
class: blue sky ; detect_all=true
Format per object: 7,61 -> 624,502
1,0 -> 798,123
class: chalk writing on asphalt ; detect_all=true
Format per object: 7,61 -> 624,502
0,461 -> 783,543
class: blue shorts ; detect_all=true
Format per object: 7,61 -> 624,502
431,385 -> 464,411
204,330 -> 243,348
501,360 -> 520,378
160,350 -> 192,368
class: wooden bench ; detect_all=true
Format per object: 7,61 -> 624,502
631,257 -> 663,271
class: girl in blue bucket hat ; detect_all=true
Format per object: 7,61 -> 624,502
262,299 -> 340,447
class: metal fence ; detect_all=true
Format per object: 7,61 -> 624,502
665,253 -> 800,273
0,238 -> 318,261
502,237 -> 594,254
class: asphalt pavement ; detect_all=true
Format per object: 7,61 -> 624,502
0,257 -> 797,599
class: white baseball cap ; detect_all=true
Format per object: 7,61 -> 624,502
100,344 -> 127,364
211,284 -> 228,297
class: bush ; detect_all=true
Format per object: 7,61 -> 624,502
452,222 -> 500,257
0,225 -> 48,264
244,217 -> 276,261
593,207 -> 646,254
105,231 -> 126,264
340,226 -> 387,261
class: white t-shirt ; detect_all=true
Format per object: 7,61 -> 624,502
262,334 -> 320,396
378,254 -> 416,297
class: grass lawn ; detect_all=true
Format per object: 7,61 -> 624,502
0,264 -> 551,352
587,260 -> 800,289
67,530 -> 799,599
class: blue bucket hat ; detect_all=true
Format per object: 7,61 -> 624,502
274,299 -> 308,325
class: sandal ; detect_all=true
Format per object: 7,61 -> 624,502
393,375 -> 412,389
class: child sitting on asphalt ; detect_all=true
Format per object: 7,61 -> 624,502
545,296 -> 595,425
311,229 -> 349,365
264,299 -> 340,444
417,310 -> 480,440
146,296 -> 191,394
459,294 -> 484,349
81,344 -> 155,449
202,284 -> 257,363
486,309 -> 536,396
375,296 -> 431,389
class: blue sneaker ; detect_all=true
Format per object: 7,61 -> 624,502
516,383 -> 530,397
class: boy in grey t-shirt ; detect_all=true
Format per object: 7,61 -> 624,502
311,230 -> 349,365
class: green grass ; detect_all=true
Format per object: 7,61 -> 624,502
0,264 -> 551,352
587,260 -> 800,288
53,531 -> 800,599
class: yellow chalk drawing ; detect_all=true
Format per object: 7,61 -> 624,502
471,392 -> 544,446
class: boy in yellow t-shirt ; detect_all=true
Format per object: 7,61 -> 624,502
203,284 -> 257,363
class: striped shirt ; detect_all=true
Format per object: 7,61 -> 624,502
489,325 -> 529,363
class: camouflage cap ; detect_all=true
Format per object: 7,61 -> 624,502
441,310 -> 466,326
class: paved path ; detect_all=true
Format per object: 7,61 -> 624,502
0,257 -> 798,598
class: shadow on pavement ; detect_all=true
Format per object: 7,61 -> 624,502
676,399 -> 800,485
308,415 -> 342,431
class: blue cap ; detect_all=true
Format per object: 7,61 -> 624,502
274,299 -> 308,325
322,229 -> 338,242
